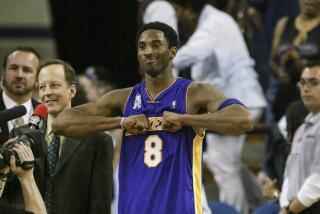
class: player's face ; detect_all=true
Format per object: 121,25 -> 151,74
38,64 -> 76,117
138,29 -> 174,77
3,51 -> 39,97
299,66 -> 320,114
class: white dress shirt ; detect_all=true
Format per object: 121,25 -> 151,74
2,90 -> 33,133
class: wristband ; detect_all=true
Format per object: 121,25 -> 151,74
218,98 -> 246,110
120,117 -> 126,130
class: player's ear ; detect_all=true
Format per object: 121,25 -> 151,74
169,47 -> 177,59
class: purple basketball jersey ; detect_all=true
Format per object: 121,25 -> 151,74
118,78 -> 204,214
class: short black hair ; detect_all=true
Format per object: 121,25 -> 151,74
136,21 -> 179,48
38,59 -> 77,87
2,46 -> 41,69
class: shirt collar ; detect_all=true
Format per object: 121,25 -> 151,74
46,114 -> 65,146
2,90 -> 33,115
304,112 -> 320,126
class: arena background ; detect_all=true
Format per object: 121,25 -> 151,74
0,0 -> 139,87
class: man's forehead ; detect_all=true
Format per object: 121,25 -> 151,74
139,29 -> 165,42
7,51 -> 38,64
302,66 -> 320,78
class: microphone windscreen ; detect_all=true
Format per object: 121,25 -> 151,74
33,104 -> 48,119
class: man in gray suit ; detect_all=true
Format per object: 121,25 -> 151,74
36,59 -> 113,214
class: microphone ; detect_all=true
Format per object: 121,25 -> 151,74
0,105 -> 27,123
29,104 -> 48,129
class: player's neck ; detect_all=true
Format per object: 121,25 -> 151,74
145,72 -> 176,99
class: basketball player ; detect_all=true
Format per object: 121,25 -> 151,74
52,22 -> 253,214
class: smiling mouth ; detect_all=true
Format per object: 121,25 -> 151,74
45,100 -> 57,104
144,59 -> 156,63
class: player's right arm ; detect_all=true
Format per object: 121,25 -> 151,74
52,88 -> 131,138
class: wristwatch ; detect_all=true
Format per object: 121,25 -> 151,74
286,206 -> 295,214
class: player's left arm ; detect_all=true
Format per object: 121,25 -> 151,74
162,83 -> 253,134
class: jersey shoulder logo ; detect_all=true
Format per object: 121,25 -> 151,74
172,100 -> 176,109
133,93 -> 142,110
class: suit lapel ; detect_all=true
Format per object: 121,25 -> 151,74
53,137 -> 83,176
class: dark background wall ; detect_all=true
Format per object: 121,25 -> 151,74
50,0 -> 140,87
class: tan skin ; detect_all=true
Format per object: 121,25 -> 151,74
270,0 -> 320,85
2,51 -> 39,104
53,29 -> 253,138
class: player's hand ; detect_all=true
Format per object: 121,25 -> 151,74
162,111 -> 183,132
11,144 -> 34,179
122,114 -> 149,134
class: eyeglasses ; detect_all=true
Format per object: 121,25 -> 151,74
297,78 -> 320,89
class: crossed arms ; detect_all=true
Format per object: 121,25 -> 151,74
53,82 -> 253,138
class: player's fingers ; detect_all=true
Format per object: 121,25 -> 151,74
142,118 -> 149,131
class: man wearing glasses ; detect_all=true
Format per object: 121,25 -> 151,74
279,64 -> 320,214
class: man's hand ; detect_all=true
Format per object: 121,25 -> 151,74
122,114 -> 149,134
279,48 -> 300,66
10,144 -> 34,179
162,111 -> 183,132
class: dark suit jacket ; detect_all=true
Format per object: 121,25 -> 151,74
34,131 -> 113,214
0,90 -> 39,145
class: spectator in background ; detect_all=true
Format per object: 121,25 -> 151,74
269,0 -> 320,122
36,59 -> 113,214
79,66 -> 118,102
260,101 -> 308,202
245,0 -> 299,93
279,65 -> 320,214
